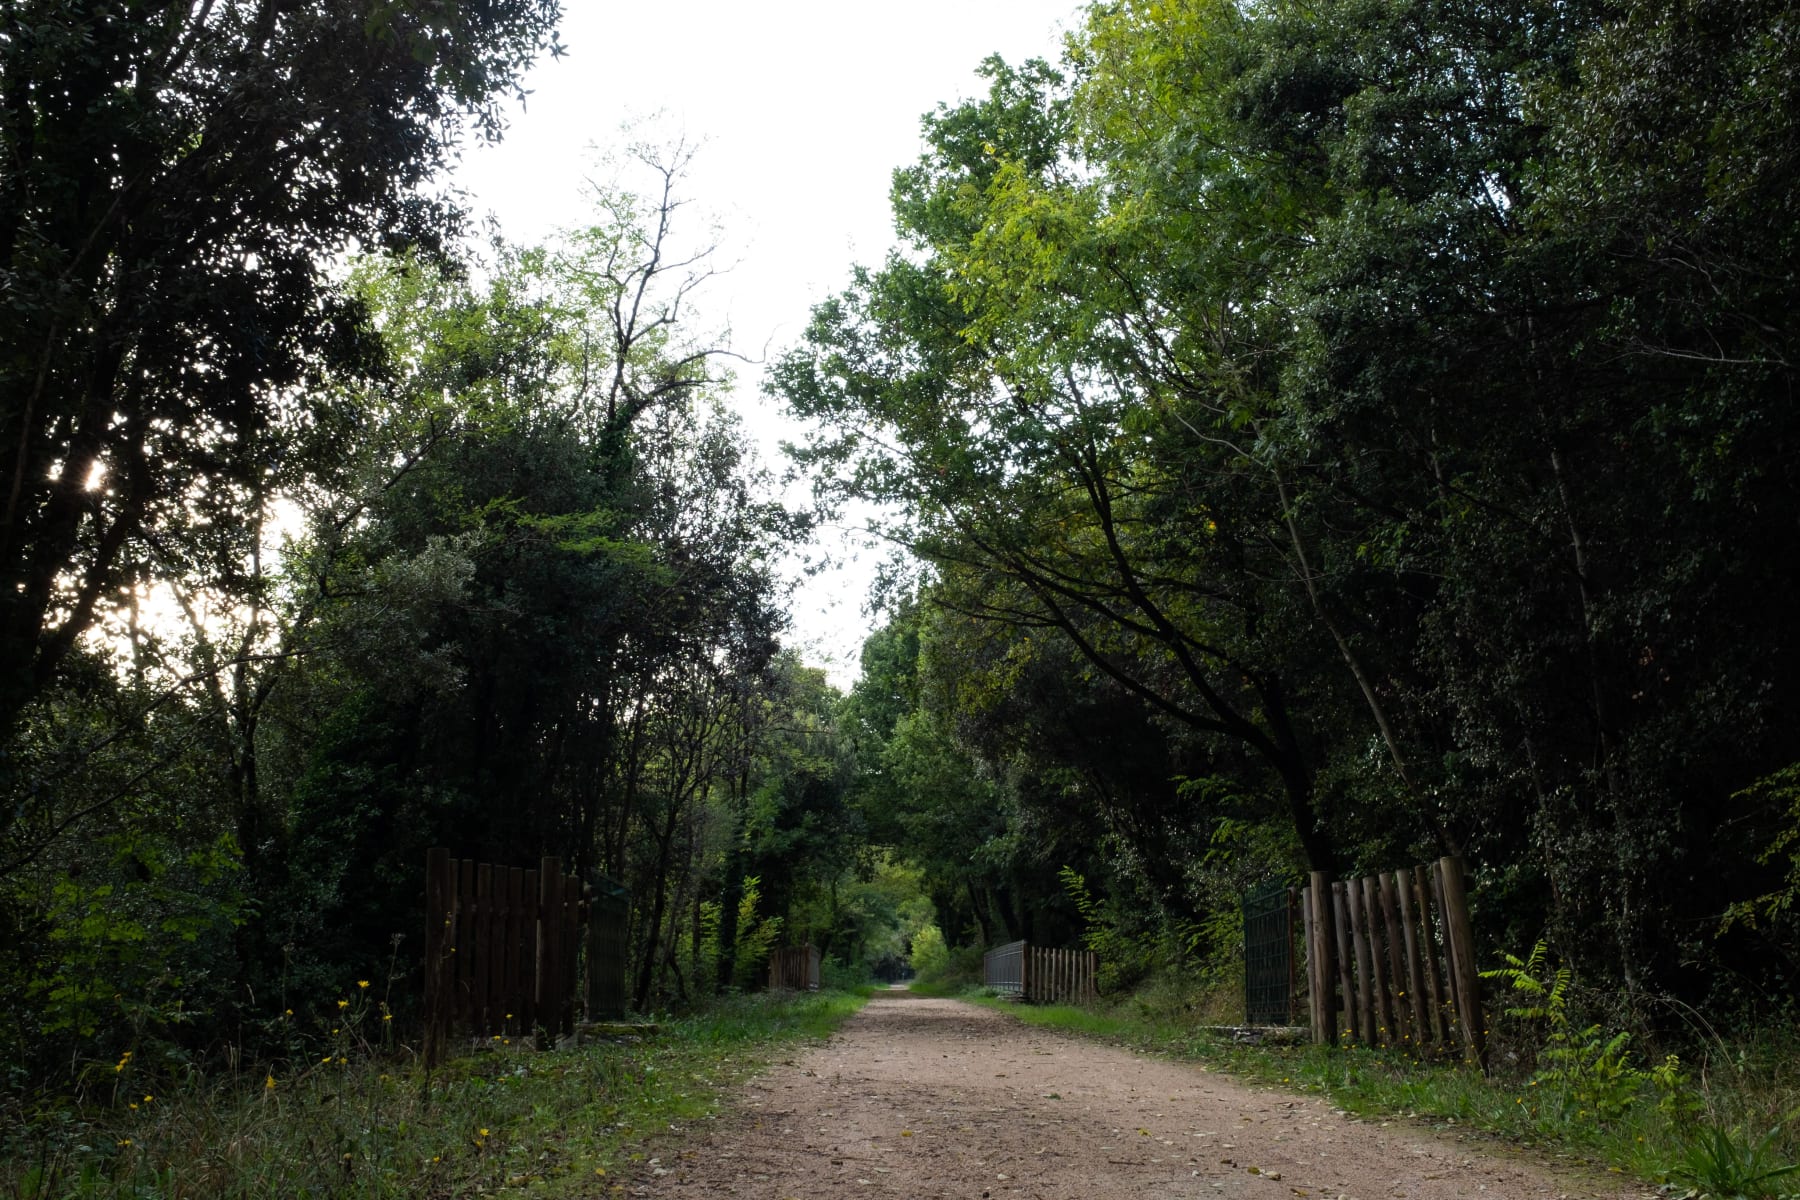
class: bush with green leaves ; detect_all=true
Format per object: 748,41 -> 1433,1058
1483,941 -> 1654,1124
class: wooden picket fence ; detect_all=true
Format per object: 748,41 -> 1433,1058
768,943 -> 821,991
422,848 -> 586,1067
1299,855 -> 1486,1067
981,940 -> 1097,1005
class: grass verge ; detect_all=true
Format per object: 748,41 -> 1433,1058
957,986 -> 1800,1197
2,989 -> 868,1200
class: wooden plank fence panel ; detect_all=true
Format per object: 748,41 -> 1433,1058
422,851 -> 606,1060
1296,856 -> 1483,1066
984,941 -> 1096,1005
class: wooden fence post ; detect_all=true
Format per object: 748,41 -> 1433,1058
424,848 -> 450,1068
1394,868 -> 1429,1050
505,867 -> 525,1033
454,858 -> 474,1028
1411,865 -> 1447,1048
1346,878 -> 1374,1043
1307,872 -> 1337,1045
474,863 -> 494,1035
1432,858 -> 1461,1051
1436,855 -> 1486,1069
536,857 -> 560,1044
1331,882 -> 1358,1044
1359,876 -> 1393,1045
1377,873 -> 1411,1046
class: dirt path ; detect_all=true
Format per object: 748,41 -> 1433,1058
631,990 -> 1650,1200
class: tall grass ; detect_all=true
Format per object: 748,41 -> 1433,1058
1,990 -> 867,1200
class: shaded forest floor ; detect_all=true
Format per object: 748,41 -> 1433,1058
630,990 -> 1647,1199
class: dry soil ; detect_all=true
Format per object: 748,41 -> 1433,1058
629,990 -> 1654,1200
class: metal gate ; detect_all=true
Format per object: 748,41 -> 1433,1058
982,939 -> 1025,997
1242,880 -> 1297,1025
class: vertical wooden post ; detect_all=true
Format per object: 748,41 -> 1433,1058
1394,869 -> 1429,1051
1437,855 -> 1486,1069
521,868 -> 540,1033
474,863 -> 494,1035
504,867 -> 525,1033
1307,873 -> 1337,1045
1331,882 -> 1359,1044
1346,879 -> 1375,1044
583,877 -> 600,1020
1358,876 -> 1393,1044
1377,873 -> 1412,1047
1300,886 -> 1319,1039
424,848 -> 450,1069
491,866 -> 512,1034
1430,858 -> 1458,1049
563,872 -> 582,1031
455,858 -> 475,1027
537,857 -> 561,1043
1412,865 -> 1447,1048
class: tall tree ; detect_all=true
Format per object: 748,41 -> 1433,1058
0,0 -> 563,763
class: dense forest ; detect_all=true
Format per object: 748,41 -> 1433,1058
781,0 -> 1800,1018
3,0 -> 1799,1122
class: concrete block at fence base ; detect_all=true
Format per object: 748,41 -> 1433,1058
558,1021 -> 661,1049
1199,1025 -> 1309,1046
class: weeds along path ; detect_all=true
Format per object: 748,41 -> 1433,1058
629,990 -> 1650,1200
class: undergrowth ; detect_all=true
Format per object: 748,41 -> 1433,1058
0,989 -> 868,1199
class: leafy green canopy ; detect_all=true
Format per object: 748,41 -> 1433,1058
777,0 -> 1800,998
0,0 -> 563,758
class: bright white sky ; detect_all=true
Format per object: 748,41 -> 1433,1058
452,1 -> 1083,688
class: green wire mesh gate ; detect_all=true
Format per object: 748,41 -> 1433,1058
1242,880 -> 1299,1025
